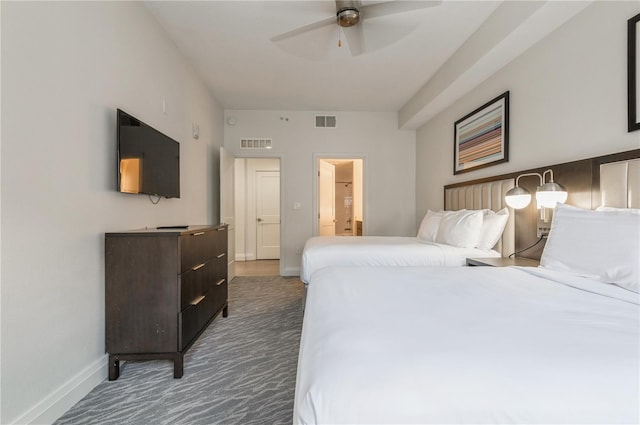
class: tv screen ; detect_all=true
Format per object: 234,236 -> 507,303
117,109 -> 180,198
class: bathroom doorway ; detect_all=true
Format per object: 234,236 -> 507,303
316,157 -> 364,236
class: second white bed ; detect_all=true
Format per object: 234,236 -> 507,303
300,236 -> 499,283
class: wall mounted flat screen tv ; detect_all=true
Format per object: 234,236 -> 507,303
117,109 -> 180,198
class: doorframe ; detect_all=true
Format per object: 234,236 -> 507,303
312,153 -> 368,237
233,153 -> 285,276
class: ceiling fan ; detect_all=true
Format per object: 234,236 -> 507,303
270,1 -> 441,57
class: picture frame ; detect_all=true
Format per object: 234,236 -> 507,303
454,91 -> 509,175
628,13 -> 640,132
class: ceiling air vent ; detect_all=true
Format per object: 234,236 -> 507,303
315,115 -> 337,128
240,138 -> 272,149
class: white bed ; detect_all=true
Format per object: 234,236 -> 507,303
300,236 -> 500,283
300,178 -> 515,283
294,265 -> 639,424
294,158 -> 640,424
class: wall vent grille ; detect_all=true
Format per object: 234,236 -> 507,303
315,115 -> 337,128
240,138 -> 272,149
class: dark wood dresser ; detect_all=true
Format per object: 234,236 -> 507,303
105,224 -> 228,380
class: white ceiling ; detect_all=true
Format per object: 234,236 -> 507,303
143,1 -> 591,128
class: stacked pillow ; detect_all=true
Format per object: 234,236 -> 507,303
540,203 -> 639,293
477,208 -> 510,250
416,210 -> 444,242
417,207 -> 509,250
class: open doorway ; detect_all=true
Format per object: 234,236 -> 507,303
317,158 -> 364,236
234,158 -> 281,265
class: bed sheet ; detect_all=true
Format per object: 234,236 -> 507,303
300,236 -> 499,283
294,266 -> 639,424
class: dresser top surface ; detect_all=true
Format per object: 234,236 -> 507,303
106,224 -> 226,237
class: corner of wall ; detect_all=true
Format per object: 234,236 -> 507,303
282,266 -> 300,277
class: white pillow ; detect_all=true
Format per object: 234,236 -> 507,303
540,203 -> 640,292
435,209 -> 484,248
477,208 -> 509,251
417,210 -> 444,242
596,206 -> 640,214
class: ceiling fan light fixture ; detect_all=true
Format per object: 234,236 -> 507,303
337,8 -> 360,27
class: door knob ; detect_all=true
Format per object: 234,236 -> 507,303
257,218 -> 263,222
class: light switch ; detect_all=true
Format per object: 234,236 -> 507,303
293,202 -> 301,210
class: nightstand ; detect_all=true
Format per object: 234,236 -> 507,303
466,257 -> 540,267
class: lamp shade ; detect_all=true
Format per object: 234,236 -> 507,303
505,186 -> 532,209
535,182 -> 568,208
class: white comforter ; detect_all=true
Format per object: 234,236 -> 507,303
294,266 -> 639,424
300,236 -> 500,283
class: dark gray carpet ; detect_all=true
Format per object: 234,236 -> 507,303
56,276 -> 304,425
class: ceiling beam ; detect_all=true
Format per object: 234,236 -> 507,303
398,1 -> 593,130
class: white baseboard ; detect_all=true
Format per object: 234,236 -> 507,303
11,355 -> 107,425
282,266 -> 300,277
235,254 -> 258,261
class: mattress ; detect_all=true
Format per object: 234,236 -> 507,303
300,236 -> 500,283
294,266 -> 640,424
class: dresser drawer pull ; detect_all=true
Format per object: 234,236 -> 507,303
193,232 -> 205,236
215,278 -> 226,286
190,295 -> 206,306
216,253 -> 226,259
217,228 -> 225,231
192,263 -> 205,271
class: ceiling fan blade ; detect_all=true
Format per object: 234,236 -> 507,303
270,16 -> 336,42
342,25 -> 365,56
360,0 -> 441,20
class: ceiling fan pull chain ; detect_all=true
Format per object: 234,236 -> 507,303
338,28 -> 342,48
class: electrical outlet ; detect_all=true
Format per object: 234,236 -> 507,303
537,223 -> 551,238
537,207 -> 554,237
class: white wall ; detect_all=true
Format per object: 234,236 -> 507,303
415,1 -> 640,224
224,110 -> 416,275
1,2 -> 223,423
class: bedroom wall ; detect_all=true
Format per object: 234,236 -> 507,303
415,1 -> 640,224
1,2 -> 223,423
223,110 -> 416,276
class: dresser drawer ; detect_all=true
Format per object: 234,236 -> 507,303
213,226 -> 228,257
179,291 -> 214,350
211,275 -> 228,315
180,260 -> 214,311
211,255 -> 227,280
180,304 -> 198,350
180,230 -> 216,272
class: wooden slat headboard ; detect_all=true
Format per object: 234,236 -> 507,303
444,178 -> 515,257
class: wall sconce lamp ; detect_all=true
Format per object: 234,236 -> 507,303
505,169 -> 567,239
505,169 -> 568,210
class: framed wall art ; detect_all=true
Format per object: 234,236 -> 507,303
454,91 -> 509,175
628,13 -> 640,132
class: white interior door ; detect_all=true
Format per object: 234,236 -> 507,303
256,170 -> 280,259
220,147 -> 236,280
318,160 -> 336,236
